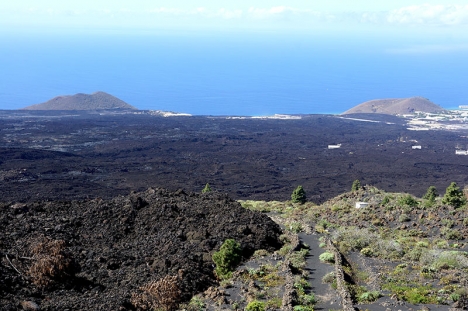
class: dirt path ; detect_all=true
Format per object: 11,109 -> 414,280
297,232 -> 340,311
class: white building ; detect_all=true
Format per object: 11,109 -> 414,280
355,202 -> 369,209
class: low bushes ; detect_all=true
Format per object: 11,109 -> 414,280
245,300 -> 265,311
28,238 -> 78,287
131,275 -> 181,311
319,252 -> 335,263
420,250 -> 468,271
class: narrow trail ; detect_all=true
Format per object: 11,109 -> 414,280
297,232 -> 339,311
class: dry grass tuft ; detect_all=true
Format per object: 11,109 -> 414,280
131,274 -> 182,311
28,237 -> 77,287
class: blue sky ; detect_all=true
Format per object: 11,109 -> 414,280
1,1 -> 468,112
2,0 -> 468,38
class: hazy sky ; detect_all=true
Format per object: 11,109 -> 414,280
2,0 -> 468,37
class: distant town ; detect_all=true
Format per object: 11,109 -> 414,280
405,106 -> 468,132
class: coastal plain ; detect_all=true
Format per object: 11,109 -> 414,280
1,110 -> 467,203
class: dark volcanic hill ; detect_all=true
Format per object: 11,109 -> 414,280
23,92 -> 137,110
342,96 -> 445,115
0,188 -> 282,310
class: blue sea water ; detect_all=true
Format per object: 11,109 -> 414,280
0,32 -> 467,116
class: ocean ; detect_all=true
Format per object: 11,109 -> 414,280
1,32 -> 467,116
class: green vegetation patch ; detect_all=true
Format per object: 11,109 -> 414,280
212,239 -> 242,280
245,300 -> 266,311
382,282 -> 438,304
318,251 -> 335,263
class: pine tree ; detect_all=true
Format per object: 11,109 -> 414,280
423,186 -> 438,202
442,182 -> 466,208
351,179 -> 361,191
202,183 -> 212,193
291,185 -> 306,204
212,239 -> 241,279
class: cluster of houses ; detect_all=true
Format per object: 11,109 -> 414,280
336,109 -> 468,155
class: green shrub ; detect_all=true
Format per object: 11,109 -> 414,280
420,250 -> 468,270
442,182 -> 466,208
212,239 -> 242,280
300,293 -> 316,305
294,277 -> 311,295
450,292 -> 461,302
291,186 -> 307,204
398,194 -> 418,207
423,186 -> 438,202
187,296 -> 205,311
404,247 -> 425,261
351,179 -> 362,191
405,288 -> 434,304
399,213 -> 411,222
433,238 -> 448,248
442,219 -> 454,228
360,247 -> 374,257
201,183 -> 212,193
278,244 -> 292,256
265,298 -> 282,309
288,222 -> 303,233
289,248 -> 309,270
319,252 -> 335,263
358,291 -> 381,303
381,195 -> 392,206
450,288 -> 468,303
245,300 -> 265,311
315,219 -> 332,232
332,227 -> 375,251
416,241 -> 429,248
322,272 -> 335,283
441,227 -> 462,240
383,283 -> 437,304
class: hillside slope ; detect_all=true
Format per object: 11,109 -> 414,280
343,97 -> 445,115
23,91 -> 137,110
0,188 -> 282,310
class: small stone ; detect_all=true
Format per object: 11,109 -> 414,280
21,301 -> 40,311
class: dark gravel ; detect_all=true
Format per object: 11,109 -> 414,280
0,188 -> 282,310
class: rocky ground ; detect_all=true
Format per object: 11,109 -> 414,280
219,189 -> 468,311
1,110 -> 468,204
0,188 -> 282,310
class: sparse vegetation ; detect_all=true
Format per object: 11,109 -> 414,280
131,275 -> 181,311
319,252 -> 335,263
398,213 -> 411,222
287,221 -> 303,233
357,290 -> 381,303
238,185 -> 468,309
289,247 -> 309,271
398,194 -> 418,207
28,238 -> 78,287
186,296 -> 205,311
245,300 -> 265,311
